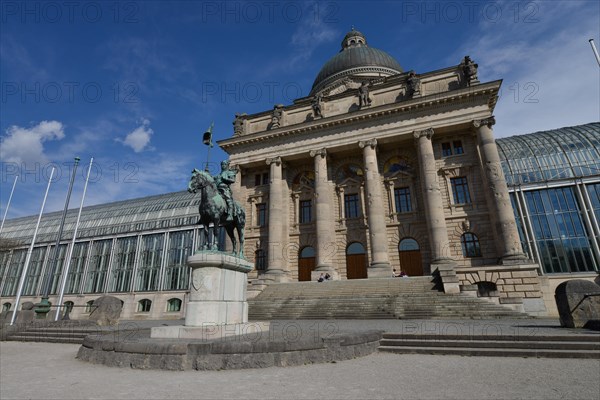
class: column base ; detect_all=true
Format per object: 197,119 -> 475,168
262,269 -> 290,283
368,262 -> 392,279
499,253 -> 530,265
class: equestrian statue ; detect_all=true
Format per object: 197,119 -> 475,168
187,160 -> 246,258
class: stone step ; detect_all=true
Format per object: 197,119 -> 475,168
6,335 -> 84,344
378,345 -> 600,359
379,338 -> 600,351
7,331 -> 89,339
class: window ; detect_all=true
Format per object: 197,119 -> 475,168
442,140 -> 464,156
63,301 -> 75,314
85,300 -> 95,313
109,236 -> 137,293
299,200 -> 312,223
451,177 -> 472,204
394,187 -> 412,213
137,299 -> 152,313
461,233 -> 482,257
254,172 -> 269,186
344,194 -> 360,219
166,298 -> 182,312
257,203 -> 267,226
442,142 -> 452,157
453,140 -> 464,155
2,302 -> 11,312
255,249 -> 267,271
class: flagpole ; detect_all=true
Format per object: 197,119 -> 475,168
55,158 -> 93,321
10,167 -> 55,326
38,157 -> 79,316
0,175 -> 18,236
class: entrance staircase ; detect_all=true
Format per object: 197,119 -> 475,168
248,277 -> 529,320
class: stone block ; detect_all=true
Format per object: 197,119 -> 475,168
150,321 -> 270,340
522,277 -> 540,284
504,278 -> 523,284
499,297 -> 523,304
89,296 -> 122,326
507,292 -> 522,298
512,271 -> 535,278
514,284 -> 535,292
555,280 -> 600,329
499,272 -> 512,279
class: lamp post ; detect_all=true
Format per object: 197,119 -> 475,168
36,157 -> 80,318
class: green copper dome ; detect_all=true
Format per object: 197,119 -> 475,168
310,29 -> 403,95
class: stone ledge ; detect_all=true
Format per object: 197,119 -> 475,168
77,329 -> 383,371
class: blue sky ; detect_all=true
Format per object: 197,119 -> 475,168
1,0 -> 599,218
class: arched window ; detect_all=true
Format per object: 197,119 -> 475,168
2,302 -> 11,312
137,299 -> 152,313
167,298 -> 182,312
255,249 -> 267,271
300,246 -> 316,258
398,238 -> 419,252
85,300 -> 95,313
461,233 -> 481,257
346,242 -> 366,255
64,301 -> 74,314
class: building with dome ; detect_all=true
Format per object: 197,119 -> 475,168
1,30 -> 598,321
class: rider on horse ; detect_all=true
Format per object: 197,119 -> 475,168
214,160 -> 237,221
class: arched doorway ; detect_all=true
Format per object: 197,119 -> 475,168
298,246 -> 316,281
398,238 -> 423,276
346,242 -> 367,279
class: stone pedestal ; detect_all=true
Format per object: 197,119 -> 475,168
151,252 -> 268,339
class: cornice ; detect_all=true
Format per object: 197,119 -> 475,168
218,80 -> 502,151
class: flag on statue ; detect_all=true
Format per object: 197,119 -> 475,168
203,122 -> 214,148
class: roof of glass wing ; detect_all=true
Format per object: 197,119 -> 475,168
497,122 -> 600,186
1,191 -> 200,244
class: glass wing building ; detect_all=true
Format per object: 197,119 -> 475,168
497,122 -> 600,283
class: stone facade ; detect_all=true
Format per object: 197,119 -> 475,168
217,30 -> 545,311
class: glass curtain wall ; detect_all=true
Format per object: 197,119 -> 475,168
108,236 -> 138,292
164,230 -> 193,291
1,249 -> 26,296
84,240 -> 113,293
136,234 -> 163,291
65,242 -> 89,294
22,247 -> 48,296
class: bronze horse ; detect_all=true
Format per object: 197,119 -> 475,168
187,169 -> 246,257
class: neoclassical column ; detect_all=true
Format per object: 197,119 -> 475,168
474,117 -> 527,264
414,128 -> 454,265
264,157 -> 288,281
358,139 -> 392,277
309,148 -> 337,277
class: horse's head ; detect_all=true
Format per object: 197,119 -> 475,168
188,168 -> 215,194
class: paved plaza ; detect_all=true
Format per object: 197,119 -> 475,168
1,318 -> 599,400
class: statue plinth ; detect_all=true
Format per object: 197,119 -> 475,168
151,252 -> 269,339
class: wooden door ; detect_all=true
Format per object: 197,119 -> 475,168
298,257 -> 316,281
346,254 -> 367,279
399,250 -> 423,276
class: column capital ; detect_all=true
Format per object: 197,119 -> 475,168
309,148 -> 327,158
359,139 -> 377,149
413,128 -> 434,140
265,156 -> 282,166
473,116 -> 496,129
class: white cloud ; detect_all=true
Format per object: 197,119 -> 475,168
450,2 -> 600,137
118,119 -> 154,152
0,120 -> 65,164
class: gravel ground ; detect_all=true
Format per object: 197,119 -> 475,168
1,341 -> 599,400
